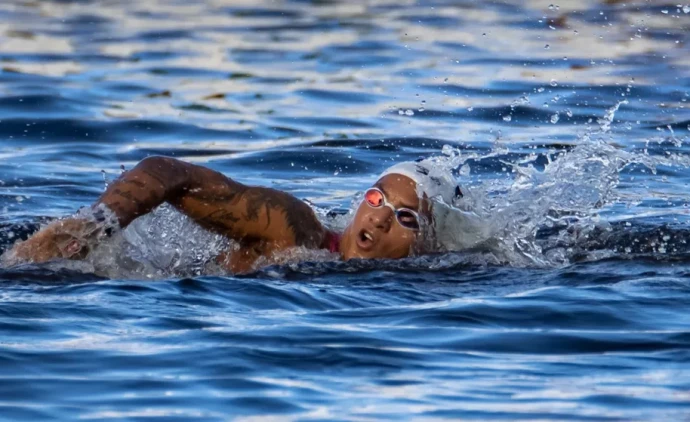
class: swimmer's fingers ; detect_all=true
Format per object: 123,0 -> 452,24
48,218 -> 103,260
53,233 -> 90,260
8,226 -> 63,263
8,218 -> 94,264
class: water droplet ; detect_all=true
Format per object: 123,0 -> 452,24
537,87 -> 545,93
405,109 -> 414,116
398,109 -> 404,115
512,96 -> 530,106
503,115 -> 512,122
15,196 -> 23,202
550,113 -> 560,124
661,9 -> 669,14
467,106 -> 474,112
684,5 -> 690,14
544,44 -> 550,49
566,109 -> 573,117
418,107 -> 425,112
548,4 -> 555,10
550,79 -> 558,87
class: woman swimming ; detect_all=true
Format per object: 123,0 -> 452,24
4,156 -> 464,273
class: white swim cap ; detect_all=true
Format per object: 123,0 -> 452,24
378,160 -> 490,252
378,160 -> 462,205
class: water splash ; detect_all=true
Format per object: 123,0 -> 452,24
4,101 -> 690,278
81,204 -> 230,279
598,100 -> 627,133
405,101 -> 690,267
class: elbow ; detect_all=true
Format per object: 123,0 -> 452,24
136,156 -> 178,172
134,156 -> 190,193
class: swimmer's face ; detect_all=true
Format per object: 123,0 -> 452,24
340,174 -> 425,260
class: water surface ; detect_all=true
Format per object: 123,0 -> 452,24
1,0 -> 690,420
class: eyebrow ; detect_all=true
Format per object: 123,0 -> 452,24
376,183 -> 416,210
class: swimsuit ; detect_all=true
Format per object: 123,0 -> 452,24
321,230 -> 341,253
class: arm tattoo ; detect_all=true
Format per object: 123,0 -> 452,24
113,188 -> 136,202
192,181 -> 247,204
198,209 -> 240,228
242,189 -> 322,247
244,191 -> 270,228
141,169 -> 168,187
127,179 -> 146,189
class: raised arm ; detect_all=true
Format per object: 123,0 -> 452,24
99,156 -> 324,246
94,156 -> 194,227
6,157 -> 326,269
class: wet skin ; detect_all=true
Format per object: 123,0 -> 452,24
7,157 -> 424,273
339,174 -> 421,260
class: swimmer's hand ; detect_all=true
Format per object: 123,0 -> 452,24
6,218 -> 100,264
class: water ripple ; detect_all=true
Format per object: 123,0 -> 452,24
1,0 -> 690,420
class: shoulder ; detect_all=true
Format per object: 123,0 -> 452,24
241,187 -> 326,247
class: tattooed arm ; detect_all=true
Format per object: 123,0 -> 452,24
8,157 -> 326,271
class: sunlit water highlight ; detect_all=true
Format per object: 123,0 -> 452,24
1,0 -> 690,420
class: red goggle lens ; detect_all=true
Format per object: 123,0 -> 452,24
364,188 -> 384,207
363,188 -> 420,230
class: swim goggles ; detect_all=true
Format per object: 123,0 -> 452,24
364,187 -> 420,230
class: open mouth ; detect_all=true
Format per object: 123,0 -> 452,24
356,228 -> 375,250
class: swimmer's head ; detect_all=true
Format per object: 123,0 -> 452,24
339,160 -> 461,260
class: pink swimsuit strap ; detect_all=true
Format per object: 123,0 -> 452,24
322,230 -> 341,253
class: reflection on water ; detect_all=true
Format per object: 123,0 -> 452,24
1,0 -> 690,420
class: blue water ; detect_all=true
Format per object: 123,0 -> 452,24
1,0 -> 690,419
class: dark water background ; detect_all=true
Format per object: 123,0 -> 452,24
1,0 -> 690,420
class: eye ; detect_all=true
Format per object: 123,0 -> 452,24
396,210 -> 419,229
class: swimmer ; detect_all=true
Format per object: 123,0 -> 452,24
5,156 -> 466,273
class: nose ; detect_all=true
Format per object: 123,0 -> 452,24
368,206 -> 393,232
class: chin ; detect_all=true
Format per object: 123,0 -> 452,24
341,242 -> 376,260
341,248 -> 367,261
